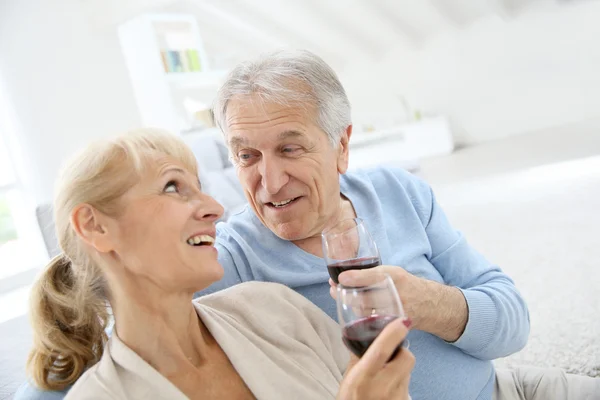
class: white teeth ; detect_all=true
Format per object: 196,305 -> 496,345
187,234 -> 215,246
271,198 -> 293,207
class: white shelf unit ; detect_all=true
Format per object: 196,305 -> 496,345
118,13 -> 227,133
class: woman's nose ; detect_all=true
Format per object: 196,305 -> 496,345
192,193 -> 224,221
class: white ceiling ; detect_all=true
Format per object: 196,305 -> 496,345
83,0 -> 563,71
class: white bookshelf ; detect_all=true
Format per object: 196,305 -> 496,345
118,13 -> 227,134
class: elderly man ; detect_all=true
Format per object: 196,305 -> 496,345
201,50 -> 599,400
201,50 -> 527,400
18,50 -> 599,400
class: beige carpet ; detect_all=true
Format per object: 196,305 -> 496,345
422,154 -> 600,377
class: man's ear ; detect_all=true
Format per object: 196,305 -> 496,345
70,204 -> 115,253
337,124 -> 352,174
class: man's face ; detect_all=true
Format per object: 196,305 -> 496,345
226,96 -> 351,242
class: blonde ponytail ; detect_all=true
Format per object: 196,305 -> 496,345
27,254 -> 109,390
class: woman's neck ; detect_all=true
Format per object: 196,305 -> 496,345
110,283 -> 212,376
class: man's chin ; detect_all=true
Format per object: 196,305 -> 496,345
269,221 -> 308,242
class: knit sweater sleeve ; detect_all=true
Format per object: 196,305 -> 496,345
388,168 -> 530,359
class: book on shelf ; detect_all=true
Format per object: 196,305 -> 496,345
181,51 -> 192,72
160,52 -> 169,73
186,49 -> 201,71
161,49 -> 202,73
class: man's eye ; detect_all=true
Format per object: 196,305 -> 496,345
238,152 -> 255,161
282,146 -> 300,154
164,181 -> 178,193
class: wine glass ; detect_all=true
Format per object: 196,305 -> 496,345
337,273 -> 407,360
321,217 -> 380,285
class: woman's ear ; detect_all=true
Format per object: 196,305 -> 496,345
337,124 -> 352,174
70,205 -> 115,253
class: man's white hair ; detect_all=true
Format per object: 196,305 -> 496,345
212,49 -> 351,145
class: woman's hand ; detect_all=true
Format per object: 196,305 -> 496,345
337,318 -> 414,400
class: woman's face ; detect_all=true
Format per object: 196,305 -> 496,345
106,155 -> 224,294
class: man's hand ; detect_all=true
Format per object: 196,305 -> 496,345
330,265 -> 468,342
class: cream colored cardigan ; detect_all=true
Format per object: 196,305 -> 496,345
65,282 -> 350,399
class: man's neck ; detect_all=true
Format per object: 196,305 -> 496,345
292,194 -> 357,257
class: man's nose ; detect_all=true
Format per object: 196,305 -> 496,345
259,156 -> 290,195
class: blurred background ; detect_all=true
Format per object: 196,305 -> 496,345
0,0 -> 599,397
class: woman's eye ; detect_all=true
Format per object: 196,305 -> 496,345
164,181 -> 178,193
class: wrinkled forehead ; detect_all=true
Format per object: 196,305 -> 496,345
117,155 -> 201,212
224,95 -> 321,146
111,155 -> 195,208
225,94 -> 317,126
135,153 -> 198,183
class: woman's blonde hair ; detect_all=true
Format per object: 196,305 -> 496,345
27,128 -> 198,390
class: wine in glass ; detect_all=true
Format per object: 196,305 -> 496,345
337,273 -> 407,360
322,217 -> 381,284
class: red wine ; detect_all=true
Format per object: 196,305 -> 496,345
342,315 -> 403,360
327,256 -> 381,284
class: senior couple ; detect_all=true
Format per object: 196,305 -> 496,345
19,50 -> 598,399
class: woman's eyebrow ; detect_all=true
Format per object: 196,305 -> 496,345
159,166 -> 186,177
160,166 -> 203,191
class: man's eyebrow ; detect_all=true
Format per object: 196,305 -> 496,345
278,130 -> 307,140
228,135 -> 248,150
229,130 -> 308,150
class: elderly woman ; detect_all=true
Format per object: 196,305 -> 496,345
25,129 -> 413,399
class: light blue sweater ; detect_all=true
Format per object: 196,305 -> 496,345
205,166 -> 530,400
17,166 -> 529,400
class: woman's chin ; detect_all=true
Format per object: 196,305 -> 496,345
190,262 -> 224,292
210,263 -> 225,282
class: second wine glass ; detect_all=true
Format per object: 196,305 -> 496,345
337,273 -> 407,360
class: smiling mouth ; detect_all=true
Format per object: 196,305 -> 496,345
267,197 -> 301,209
186,234 -> 215,247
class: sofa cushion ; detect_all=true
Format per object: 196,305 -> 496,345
35,204 -> 60,258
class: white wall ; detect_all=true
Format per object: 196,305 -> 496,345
0,0 -> 141,205
2,0 -> 598,202
342,2 -> 600,145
